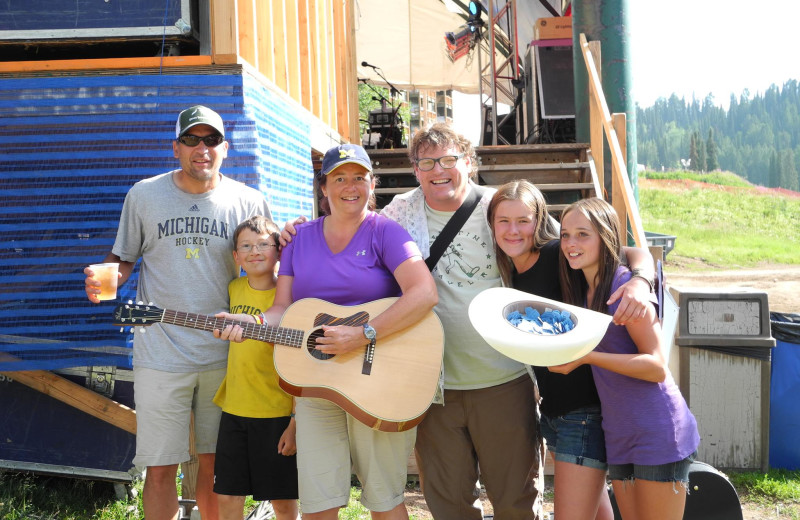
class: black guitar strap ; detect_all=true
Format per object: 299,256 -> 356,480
425,185 -> 487,271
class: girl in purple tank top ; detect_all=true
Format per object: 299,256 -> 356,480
552,198 -> 699,520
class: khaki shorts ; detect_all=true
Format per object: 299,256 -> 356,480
132,366 -> 225,468
295,397 -> 416,514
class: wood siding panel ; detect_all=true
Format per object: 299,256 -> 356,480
297,0 -> 313,111
236,0 -> 257,67
322,0 -> 335,130
332,0 -> 349,141
272,0 -> 289,92
256,0 -> 275,83
285,0 -> 303,103
307,0 -> 322,122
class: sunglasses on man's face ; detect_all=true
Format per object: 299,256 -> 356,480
177,134 -> 225,147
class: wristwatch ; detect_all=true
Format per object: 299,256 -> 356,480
363,324 -> 377,343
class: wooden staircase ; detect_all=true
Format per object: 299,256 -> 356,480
367,143 -> 601,218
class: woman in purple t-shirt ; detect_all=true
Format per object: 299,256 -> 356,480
553,197 -> 699,520
267,144 -> 436,520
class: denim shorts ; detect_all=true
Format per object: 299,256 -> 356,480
608,451 -> 697,483
540,406 -> 607,470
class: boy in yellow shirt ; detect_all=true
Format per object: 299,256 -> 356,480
213,215 -> 298,520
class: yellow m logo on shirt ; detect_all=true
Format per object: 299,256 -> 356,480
185,248 -> 200,259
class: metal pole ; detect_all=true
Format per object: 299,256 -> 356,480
488,0 -> 498,145
573,0 -> 638,201
477,25 -> 485,141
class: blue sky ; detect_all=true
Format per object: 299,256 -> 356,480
630,0 -> 799,108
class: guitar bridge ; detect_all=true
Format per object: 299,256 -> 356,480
362,340 -> 375,375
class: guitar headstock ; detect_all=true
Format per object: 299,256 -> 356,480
113,302 -> 165,327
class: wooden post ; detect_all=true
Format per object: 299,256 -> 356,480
612,112 -> 628,244
210,0 -> 240,64
180,413 -> 200,501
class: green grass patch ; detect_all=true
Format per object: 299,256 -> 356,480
728,469 -> 800,518
640,174 -> 800,267
0,472 -> 142,519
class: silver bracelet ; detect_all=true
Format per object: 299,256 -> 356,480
630,269 -> 655,293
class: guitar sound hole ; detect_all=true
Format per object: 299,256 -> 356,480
307,329 -> 334,360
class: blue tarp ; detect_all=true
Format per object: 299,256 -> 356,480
769,312 -> 800,470
0,72 -> 314,371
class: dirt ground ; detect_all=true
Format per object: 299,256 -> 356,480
403,479 -> 786,520
663,258 -> 800,314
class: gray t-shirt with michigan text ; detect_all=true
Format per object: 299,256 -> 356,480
113,171 -> 271,372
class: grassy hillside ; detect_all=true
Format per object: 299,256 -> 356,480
639,170 -> 800,267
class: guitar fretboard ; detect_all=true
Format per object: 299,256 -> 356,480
159,309 -> 305,348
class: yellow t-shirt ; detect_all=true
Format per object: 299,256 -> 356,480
213,276 -> 293,418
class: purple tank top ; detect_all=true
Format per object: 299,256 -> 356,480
592,267 -> 700,465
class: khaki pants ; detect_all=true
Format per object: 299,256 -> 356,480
415,375 -> 543,520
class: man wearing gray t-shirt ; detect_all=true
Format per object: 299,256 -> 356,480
84,106 -> 270,520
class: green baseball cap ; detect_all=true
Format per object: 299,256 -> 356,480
175,105 -> 225,138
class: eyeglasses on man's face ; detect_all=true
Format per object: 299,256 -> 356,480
236,242 -> 277,253
177,134 -> 225,147
414,153 -> 465,172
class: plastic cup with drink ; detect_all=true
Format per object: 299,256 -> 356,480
90,263 -> 119,301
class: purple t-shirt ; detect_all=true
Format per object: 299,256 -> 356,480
279,211 -> 421,305
593,266 -> 700,465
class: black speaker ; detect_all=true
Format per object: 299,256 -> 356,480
534,42 -> 575,120
481,105 -> 518,146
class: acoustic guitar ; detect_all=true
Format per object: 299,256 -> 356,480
113,297 -> 444,432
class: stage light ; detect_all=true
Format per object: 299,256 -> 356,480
446,26 -> 472,46
467,1 -> 483,31
444,24 -> 474,62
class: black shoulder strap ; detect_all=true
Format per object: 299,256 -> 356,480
425,185 -> 486,271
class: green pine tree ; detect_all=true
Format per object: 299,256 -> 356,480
688,132 -> 699,171
780,149 -> 799,190
706,128 -> 719,171
697,133 -> 707,172
770,151 -> 781,187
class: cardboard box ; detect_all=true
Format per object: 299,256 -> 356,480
534,16 -> 572,40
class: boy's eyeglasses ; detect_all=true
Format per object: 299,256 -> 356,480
237,242 -> 277,253
177,134 -> 225,147
414,154 -> 464,172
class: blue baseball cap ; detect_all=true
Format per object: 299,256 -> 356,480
319,144 -> 372,178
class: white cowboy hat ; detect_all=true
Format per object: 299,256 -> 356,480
469,287 -> 613,366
